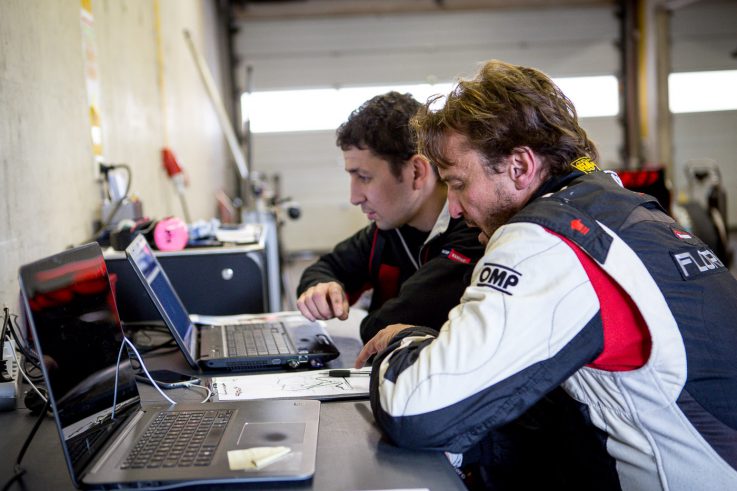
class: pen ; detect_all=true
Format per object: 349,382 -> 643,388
328,369 -> 370,378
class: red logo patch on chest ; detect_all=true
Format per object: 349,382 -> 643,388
447,249 -> 471,264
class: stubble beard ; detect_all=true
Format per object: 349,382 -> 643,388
482,183 -> 522,242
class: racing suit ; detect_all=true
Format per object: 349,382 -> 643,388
370,169 -> 737,490
297,202 -> 484,343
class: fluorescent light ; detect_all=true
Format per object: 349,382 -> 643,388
242,75 -> 619,134
553,75 -> 619,118
241,84 -> 453,133
242,88 -> 337,133
669,70 -> 737,114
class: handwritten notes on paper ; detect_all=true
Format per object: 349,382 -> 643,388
212,368 -> 371,401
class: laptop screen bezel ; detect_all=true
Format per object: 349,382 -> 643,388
124,235 -> 200,370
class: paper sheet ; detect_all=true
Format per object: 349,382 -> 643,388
227,446 -> 291,470
215,224 -> 260,244
212,368 -> 371,401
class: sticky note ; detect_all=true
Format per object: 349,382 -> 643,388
227,446 -> 291,471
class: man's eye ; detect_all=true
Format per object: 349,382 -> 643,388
448,181 -> 464,190
358,175 -> 371,182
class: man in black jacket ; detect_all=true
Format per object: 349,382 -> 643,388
296,91 -> 484,343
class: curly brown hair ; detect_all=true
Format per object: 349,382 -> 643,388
336,91 -> 421,179
412,60 -> 599,176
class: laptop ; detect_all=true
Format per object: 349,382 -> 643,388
124,234 -> 340,372
19,242 -> 320,489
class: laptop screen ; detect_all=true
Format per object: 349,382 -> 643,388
125,236 -> 195,347
19,243 -> 138,483
19,243 -> 139,478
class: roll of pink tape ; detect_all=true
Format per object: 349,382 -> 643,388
153,217 -> 188,251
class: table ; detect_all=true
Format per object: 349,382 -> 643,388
0,312 -> 466,490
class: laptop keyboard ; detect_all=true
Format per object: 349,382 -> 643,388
225,323 -> 293,356
121,409 -> 233,469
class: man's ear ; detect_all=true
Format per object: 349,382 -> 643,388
508,147 -> 540,191
409,154 -> 433,189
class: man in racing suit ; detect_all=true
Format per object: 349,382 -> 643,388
357,61 -> 737,490
296,91 -> 484,343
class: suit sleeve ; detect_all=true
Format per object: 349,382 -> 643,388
297,226 -> 375,298
358,226 -> 484,342
369,223 -> 605,453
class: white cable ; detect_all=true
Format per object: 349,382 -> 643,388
185,383 -> 212,403
8,343 -> 47,403
125,338 -> 176,405
113,337 -> 175,419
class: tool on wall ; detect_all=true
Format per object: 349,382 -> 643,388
161,148 -> 191,223
183,29 -> 249,183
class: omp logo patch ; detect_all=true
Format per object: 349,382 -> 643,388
671,247 -> 726,279
476,263 -> 521,295
570,157 -> 600,174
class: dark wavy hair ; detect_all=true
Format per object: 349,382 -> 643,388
336,91 -> 422,179
412,60 -> 599,176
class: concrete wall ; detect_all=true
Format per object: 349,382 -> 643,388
0,0 -> 232,309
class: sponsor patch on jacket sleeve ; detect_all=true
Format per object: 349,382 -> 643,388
671,246 -> 726,280
476,263 -> 521,295
671,227 -> 693,240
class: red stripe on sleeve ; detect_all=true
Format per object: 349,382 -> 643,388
552,232 -> 652,371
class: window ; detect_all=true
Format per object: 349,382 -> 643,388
241,75 -> 620,134
669,70 -> 737,114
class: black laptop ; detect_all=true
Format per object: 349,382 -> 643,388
18,243 -> 320,489
124,234 -> 339,371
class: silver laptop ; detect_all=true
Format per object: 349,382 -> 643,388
18,242 -> 320,488
124,235 -> 339,371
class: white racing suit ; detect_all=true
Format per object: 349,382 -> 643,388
370,170 -> 737,490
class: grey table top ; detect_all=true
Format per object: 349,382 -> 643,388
0,310 -> 465,490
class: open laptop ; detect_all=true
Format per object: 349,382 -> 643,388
124,234 -> 339,372
19,242 -> 320,489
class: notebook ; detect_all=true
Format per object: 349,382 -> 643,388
124,234 -> 340,372
18,242 -> 320,488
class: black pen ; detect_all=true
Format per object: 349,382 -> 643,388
328,369 -> 370,378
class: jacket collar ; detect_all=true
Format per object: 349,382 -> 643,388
425,200 -> 452,245
530,170 -> 586,202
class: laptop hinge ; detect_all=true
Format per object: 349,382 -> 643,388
86,408 -> 145,476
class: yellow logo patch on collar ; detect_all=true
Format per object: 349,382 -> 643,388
570,157 -> 600,174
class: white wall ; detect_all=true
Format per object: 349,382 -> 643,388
0,0 -> 232,308
233,5 -> 622,253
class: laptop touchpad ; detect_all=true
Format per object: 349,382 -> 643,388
236,422 -> 306,447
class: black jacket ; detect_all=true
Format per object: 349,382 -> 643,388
297,205 -> 485,342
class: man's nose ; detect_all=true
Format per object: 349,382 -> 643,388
447,194 -> 463,219
349,181 -> 364,206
